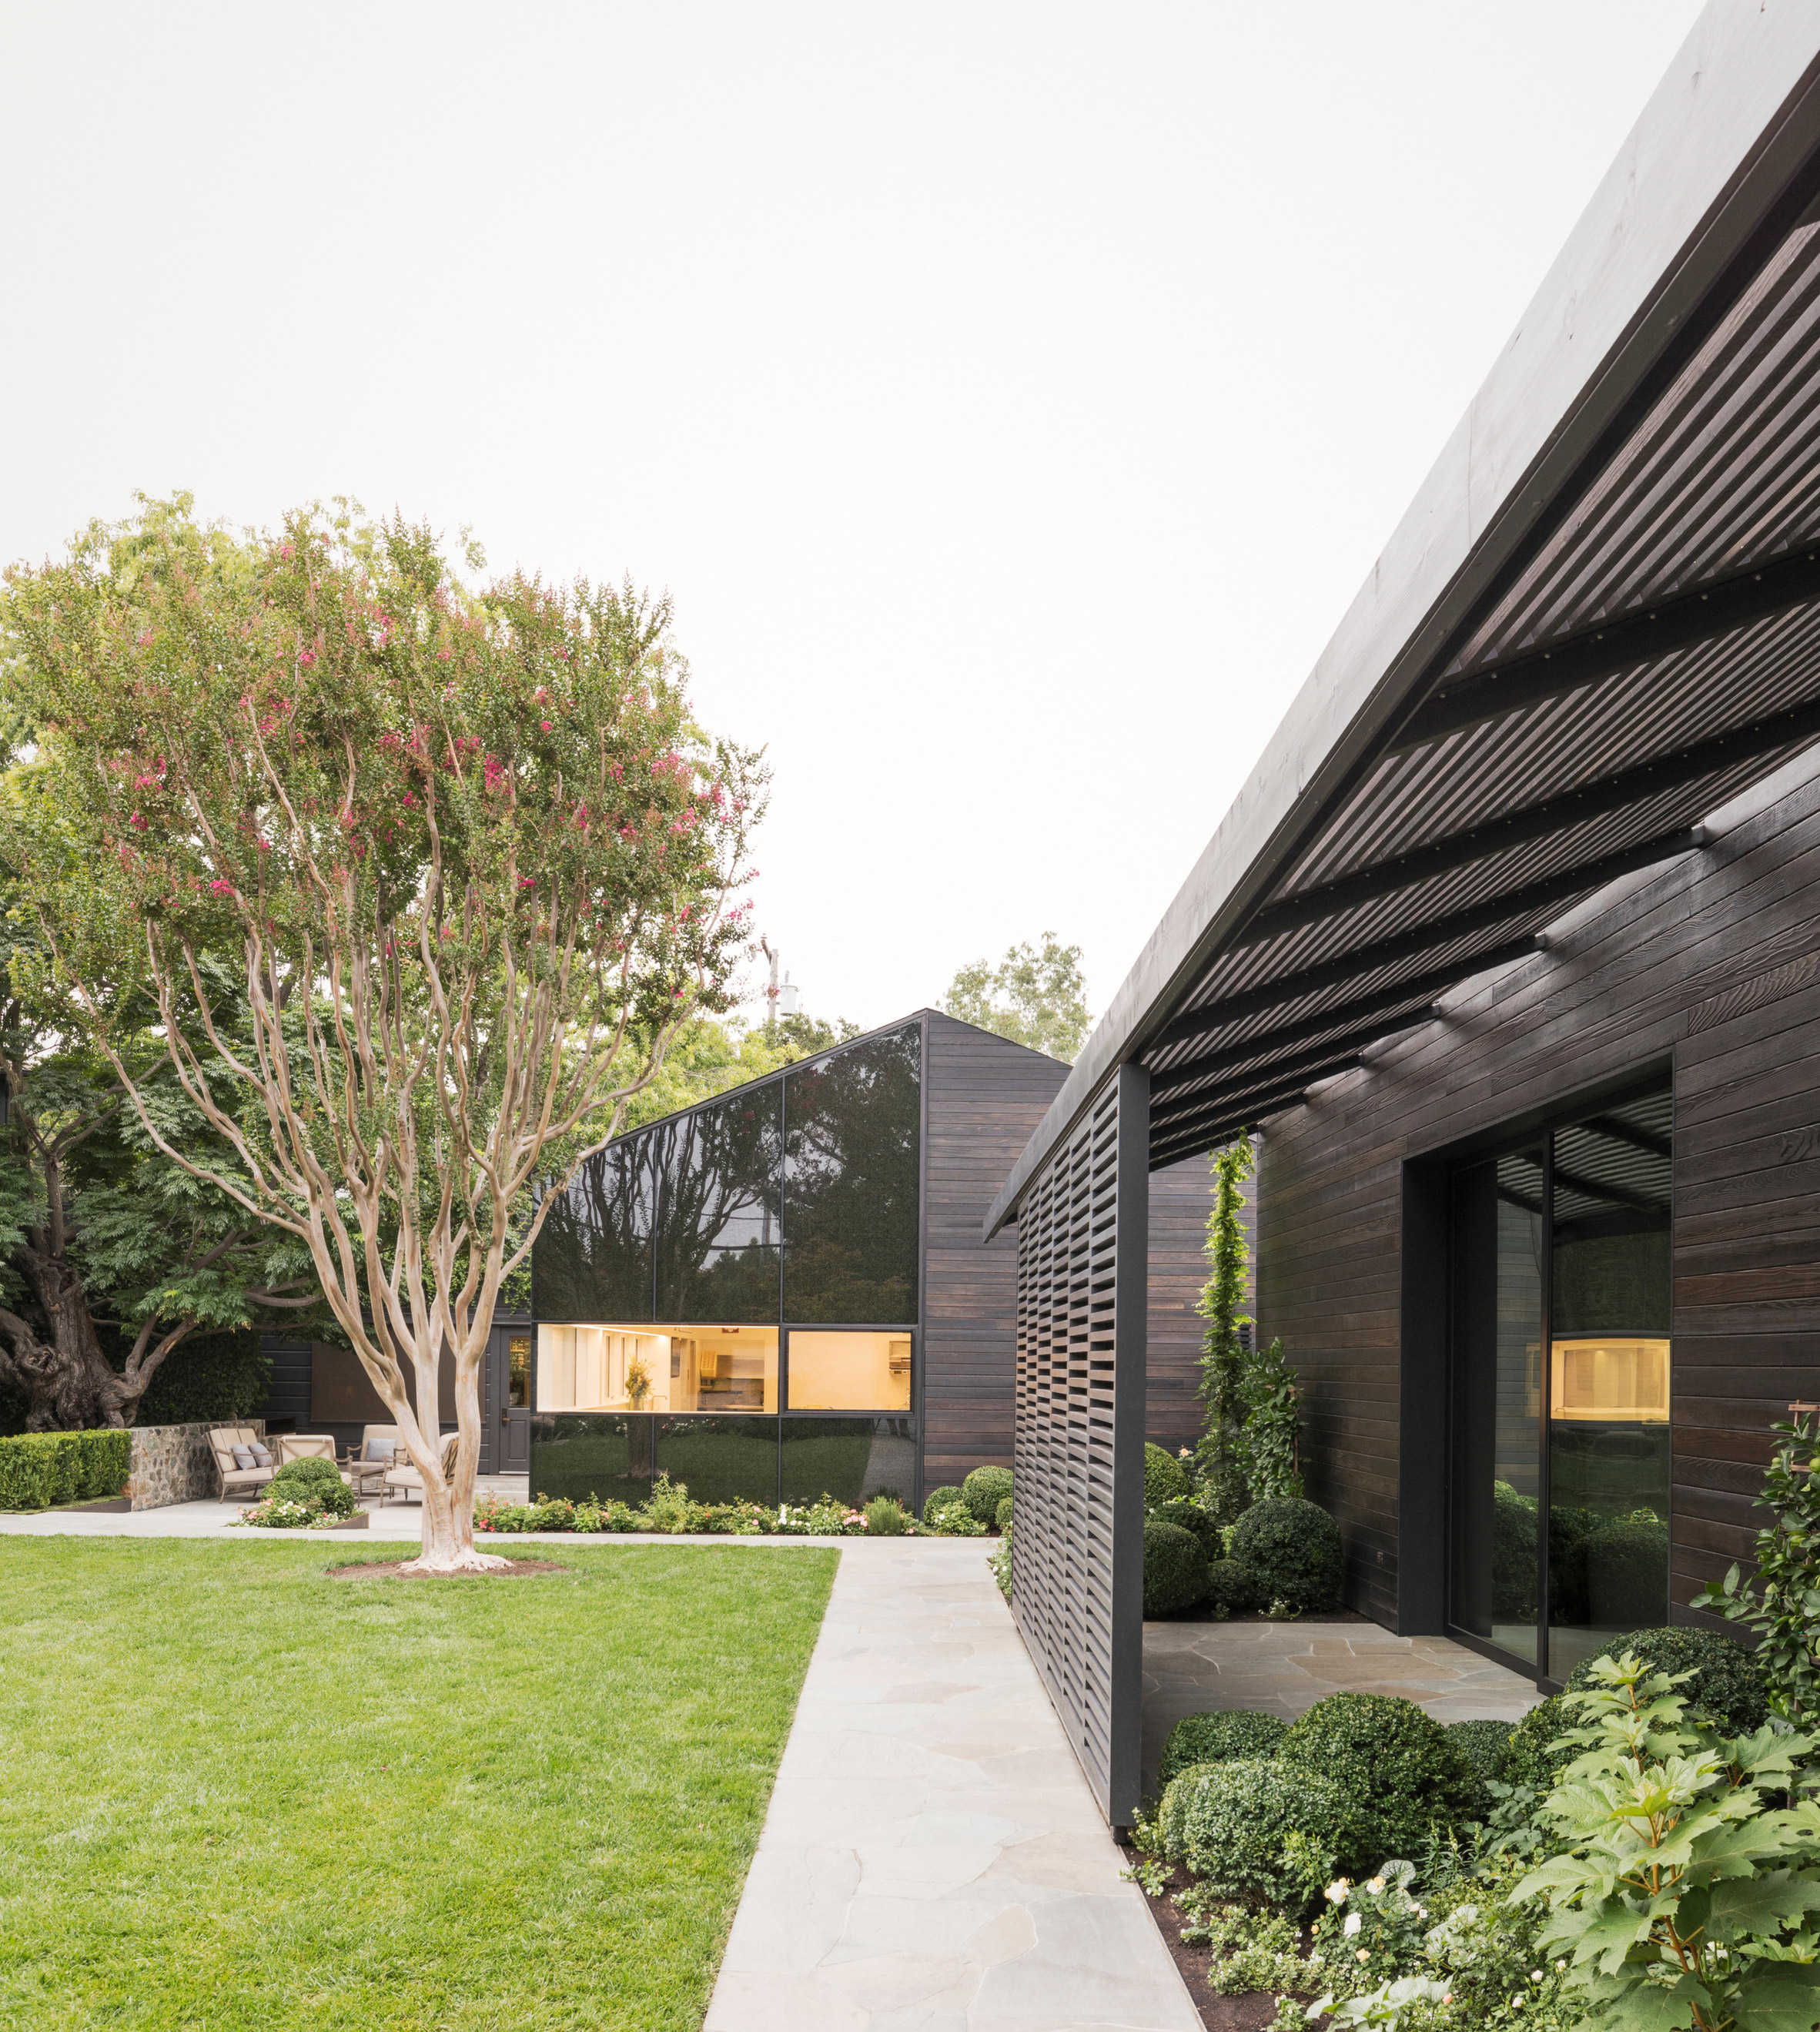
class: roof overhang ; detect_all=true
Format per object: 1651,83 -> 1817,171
987,2 -> 1820,1238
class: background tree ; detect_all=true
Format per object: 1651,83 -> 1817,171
620,1009 -> 859,1130
3,497 -> 763,1571
942,931 -> 1090,1062
1194,1137 -> 1255,1525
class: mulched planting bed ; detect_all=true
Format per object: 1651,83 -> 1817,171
326,1558 -> 569,1579
1138,1860 -> 1331,2031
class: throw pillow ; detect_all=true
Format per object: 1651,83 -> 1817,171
231,1445 -> 256,1469
366,1439 -> 394,1463
249,1445 -> 273,1468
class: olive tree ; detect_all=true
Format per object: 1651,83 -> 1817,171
2,498 -> 762,1569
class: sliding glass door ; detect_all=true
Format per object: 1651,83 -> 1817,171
1447,1081 -> 1671,1682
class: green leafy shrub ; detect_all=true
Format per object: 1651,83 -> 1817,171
1176,1890 -> 1313,1999
1150,1496 -> 1219,1562
865,1496 -> 909,1535
1565,1622 -> 1766,1735
1158,1707 -> 1287,1789
1514,1652 -> 1820,2030
962,1465 -> 1012,1523
268,1457 -> 356,1518
1160,1754 -> 1348,1907
132,1328 -> 271,1426
1500,1693 -> 1576,1794
1443,1716 -> 1514,1786
1279,1692 -> 1477,1874
925,1501 -> 985,1538
1584,1511 -> 1670,1629
1143,1441 -> 1191,1507
0,1429 -> 131,1510
1143,1518 -> 1208,1615
994,1495 -> 1012,1532
235,1495 -> 332,1529
989,1524 -> 1012,1601
1230,1495 -> 1343,1614
1203,1557 -> 1259,1618
922,1484 -> 963,1525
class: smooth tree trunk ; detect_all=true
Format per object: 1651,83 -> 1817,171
390,1332 -> 509,1576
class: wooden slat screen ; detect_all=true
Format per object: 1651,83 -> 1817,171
1010,1062 -> 1148,1826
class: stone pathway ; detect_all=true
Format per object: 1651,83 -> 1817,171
0,1478 -> 529,1542
1142,1619 -> 1540,1795
706,1538 -> 1201,2032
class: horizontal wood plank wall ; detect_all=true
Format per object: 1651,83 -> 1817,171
922,1013 -> 1069,1486
1257,755 -> 1820,1632
1146,1157 -> 1214,1453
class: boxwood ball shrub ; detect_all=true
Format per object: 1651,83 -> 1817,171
268,1457 -> 357,1518
1566,1623 -> 1767,1734
1586,1514 -> 1671,1629
1443,1716 -> 1515,1786
1151,1497 -> 1220,1562
1144,1442 -> 1191,1507
1143,1518 -> 1209,1615
922,1485 -> 964,1526
1278,1692 -> 1477,1873
1203,1557 -> 1260,1618
1160,1755 -> 1351,1907
1501,1693 -> 1577,1793
1158,1708 -> 1289,1789
994,1496 -> 1013,1532
962,1465 -> 1012,1525
1230,1496 -> 1343,1614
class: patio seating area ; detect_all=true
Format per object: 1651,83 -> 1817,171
207,1424 -> 470,1508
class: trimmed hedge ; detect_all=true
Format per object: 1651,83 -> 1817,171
1151,1497 -> 1221,1562
1144,1442 -> 1191,1507
1143,1518 -> 1209,1615
1158,1708 -> 1288,1790
1502,1694 -> 1576,1793
1204,1557 -> 1260,1618
1230,1497 -> 1344,1614
1160,1755 -> 1350,1906
1566,1625 -> 1767,1735
1443,1716 -> 1515,1786
994,1496 -> 1013,1532
1278,1691 -> 1478,1873
0,1429 -> 132,1511
962,1465 -> 1012,1524
922,1485 -> 964,1526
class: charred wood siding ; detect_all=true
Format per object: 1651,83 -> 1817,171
922,1013 -> 1072,1485
1256,756 -> 1820,1632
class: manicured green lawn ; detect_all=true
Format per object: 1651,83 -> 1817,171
0,1539 -> 836,2030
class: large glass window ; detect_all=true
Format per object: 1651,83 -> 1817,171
532,1133 -> 661,1321
527,1413 -> 654,1504
780,1416 -> 918,1507
655,1087 -> 782,1320
786,1331 -> 912,1411
656,1416 -> 782,1505
537,1324 -> 778,1414
1448,1080 -> 1671,1682
783,1024 -> 920,1323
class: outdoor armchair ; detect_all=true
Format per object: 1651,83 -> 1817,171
209,1425 -> 277,1501
382,1431 -> 461,1506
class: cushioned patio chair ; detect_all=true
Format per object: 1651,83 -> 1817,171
382,1431 -> 462,1506
209,1425 -> 277,1501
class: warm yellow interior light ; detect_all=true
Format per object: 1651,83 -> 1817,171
1550,1337 -> 1670,1422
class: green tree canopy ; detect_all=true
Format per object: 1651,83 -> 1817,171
942,932 -> 1090,1063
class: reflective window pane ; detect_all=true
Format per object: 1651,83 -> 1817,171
537,1323 -> 777,1414
533,1131 -> 660,1322
781,1416 -> 918,1507
787,1331 -> 913,1411
656,1087 -> 782,1321
1547,1088 -> 1671,1682
784,1025 -> 921,1323
1449,1147 -> 1544,1665
529,1412 -> 654,1504
656,1415 -> 781,1506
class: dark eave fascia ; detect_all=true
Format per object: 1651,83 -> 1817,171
984,12 -> 1820,1241
1247,698 -> 1820,942
1388,548 -> 1820,752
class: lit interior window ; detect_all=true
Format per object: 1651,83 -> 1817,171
536,1324 -> 778,1413
1549,1337 -> 1670,1423
786,1331 -> 912,1411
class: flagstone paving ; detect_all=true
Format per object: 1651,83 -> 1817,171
1141,1617 -> 1541,1796
705,1538 -> 1202,2032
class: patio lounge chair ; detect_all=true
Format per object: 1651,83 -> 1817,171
382,1431 -> 462,1506
209,1425 -> 278,1501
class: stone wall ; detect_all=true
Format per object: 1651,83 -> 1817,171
127,1420 -> 266,1511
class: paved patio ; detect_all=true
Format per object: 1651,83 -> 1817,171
1142,1618 -> 1540,1795
0,1477 -> 530,1541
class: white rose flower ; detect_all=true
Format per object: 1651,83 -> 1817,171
1324,1879 -> 1350,1905
1366,1877 -> 1386,1895
1343,1913 -> 1363,1937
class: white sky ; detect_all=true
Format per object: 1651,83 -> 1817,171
1,1 -> 1707,1035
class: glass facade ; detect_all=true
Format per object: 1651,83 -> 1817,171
530,1020 -> 925,1507
1449,1080 -> 1672,1682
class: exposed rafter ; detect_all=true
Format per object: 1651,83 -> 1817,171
1151,1004 -> 1439,1102
1156,828 -> 1699,1046
1578,1113 -> 1673,1159
1149,1055 -> 1364,1166
1390,548 -> 1820,752
1247,698 -> 1815,941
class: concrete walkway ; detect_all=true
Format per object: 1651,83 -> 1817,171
706,1538 -> 1201,2032
0,1478 -> 529,1542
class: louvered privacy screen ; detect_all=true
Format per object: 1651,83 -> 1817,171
1010,1063 -> 1149,1826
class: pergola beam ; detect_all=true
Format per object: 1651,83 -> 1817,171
1390,549 -> 1820,752
1247,696 -> 1813,942
1159,827 -> 1699,1043
1150,1003 -> 1439,1102
1149,1055 -> 1365,1165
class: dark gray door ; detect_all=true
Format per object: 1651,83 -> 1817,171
500,1328 -> 532,1474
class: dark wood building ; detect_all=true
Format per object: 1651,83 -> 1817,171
987,15 -> 1820,1825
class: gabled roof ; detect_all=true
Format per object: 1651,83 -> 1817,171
990,4 -> 1820,1234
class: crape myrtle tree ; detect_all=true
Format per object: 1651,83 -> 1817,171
2,497 -> 764,1570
